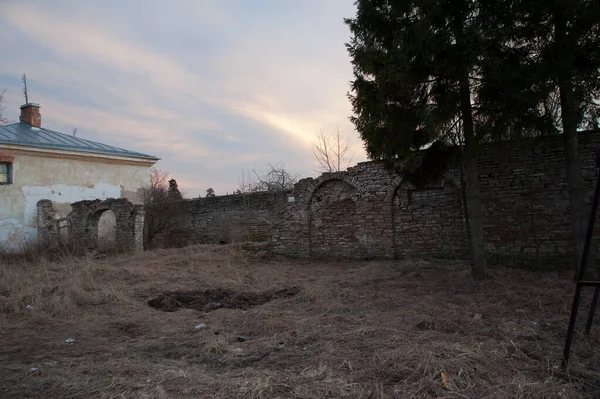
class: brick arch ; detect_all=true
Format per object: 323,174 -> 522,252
385,170 -> 462,203
306,174 -> 363,258
441,170 -> 463,191
68,198 -> 144,254
304,172 -> 365,209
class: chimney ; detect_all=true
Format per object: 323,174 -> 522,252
20,103 -> 41,128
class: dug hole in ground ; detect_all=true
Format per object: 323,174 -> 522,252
0,244 -> 599,398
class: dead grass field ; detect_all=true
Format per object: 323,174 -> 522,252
1,244 -> 599,398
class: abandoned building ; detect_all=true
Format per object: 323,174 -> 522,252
0,102 -> 159,250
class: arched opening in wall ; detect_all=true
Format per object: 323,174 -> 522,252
56,214 -> 70,246
309,179 -> 359,258
392,183 -> 468,259
97,209 -> 117,252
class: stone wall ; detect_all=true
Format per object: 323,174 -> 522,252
37,198 -> 144,254
168,131 -> 600,266
165,192 -> 287,247
37,199 -> 59,249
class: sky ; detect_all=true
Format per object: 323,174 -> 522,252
0,0 -> 368,197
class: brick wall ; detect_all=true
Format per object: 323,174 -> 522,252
37,199 -> 58,249
68,198 -> 144,253
476,132 -> 600,266
393,185 -> 468,259
168,131 -> 600,266
166,192 -> 287,246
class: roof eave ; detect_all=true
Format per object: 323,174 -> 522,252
0,143 -> 160,164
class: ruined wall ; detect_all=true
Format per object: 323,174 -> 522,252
309,180 -> 360,258
393,183 -> 468,259
0,148 -> 152,250
165,192 -> 287,247
37,198 -> 145,253
476,134 -> 600,265
168,131 -> 600,266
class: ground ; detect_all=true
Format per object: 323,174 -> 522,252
1,244 -> 599,398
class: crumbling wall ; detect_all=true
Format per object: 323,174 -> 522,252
302,168 -> 394,259
166,192 -> 286,247
69,198 -> 144,253
37,198 -> 144,253
36,199 -> 59,249
476,133 -> 600,266
392,182 -> 468,259
309,179 -> 359,257
159,130 -> 600,266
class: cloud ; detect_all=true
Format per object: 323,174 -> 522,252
0,0 -> 366,196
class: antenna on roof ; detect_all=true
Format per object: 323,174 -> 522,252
22,74 -> 29,104
72,128 -> 78,137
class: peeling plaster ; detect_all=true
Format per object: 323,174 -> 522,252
1,183 -> 121,248
0,149 -> 153,250
0,218 -> 36,250
22,183 -> 122,226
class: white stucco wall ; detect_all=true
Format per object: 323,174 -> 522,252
0,148 -> 153,250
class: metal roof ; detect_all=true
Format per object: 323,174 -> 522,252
0,122 -> 159,161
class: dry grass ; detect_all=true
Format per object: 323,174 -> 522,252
1,244 -> 599,398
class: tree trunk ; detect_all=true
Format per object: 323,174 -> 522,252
453,2 -> 487,279
459,74 -> 487,279
560,87 -> 588,278
143,215 -> 150,250
459,158 -> 472,253
554,6 -> 589,279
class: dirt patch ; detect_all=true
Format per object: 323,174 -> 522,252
415,319 -> 462,333
110,321 -> 144,338
147,286 -> 301,312
2,245 -> 600,398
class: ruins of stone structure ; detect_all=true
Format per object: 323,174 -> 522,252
168,130 -> 600,267
37,198 -> 144,253
35,131 -> 600,266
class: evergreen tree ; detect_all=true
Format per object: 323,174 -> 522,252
205,188 -> 216,197
346,0 -> 494,279
480,0 -> 600,275
167,179 -> 183,200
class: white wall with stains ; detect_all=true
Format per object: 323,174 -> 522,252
0,150 -> 152,250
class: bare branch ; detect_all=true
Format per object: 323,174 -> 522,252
149,168 -> 169,190
238,162 -> 300,193
312,127 -> 355,173
138,167 -> 182,248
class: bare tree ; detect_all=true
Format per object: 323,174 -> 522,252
138,168 -> 182,248
312,127 -> 354,173
150,168 -> 169,189
0,89 -> 8,125
238,162 -> 300,193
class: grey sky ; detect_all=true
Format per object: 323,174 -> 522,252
0,0 -> 367,197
